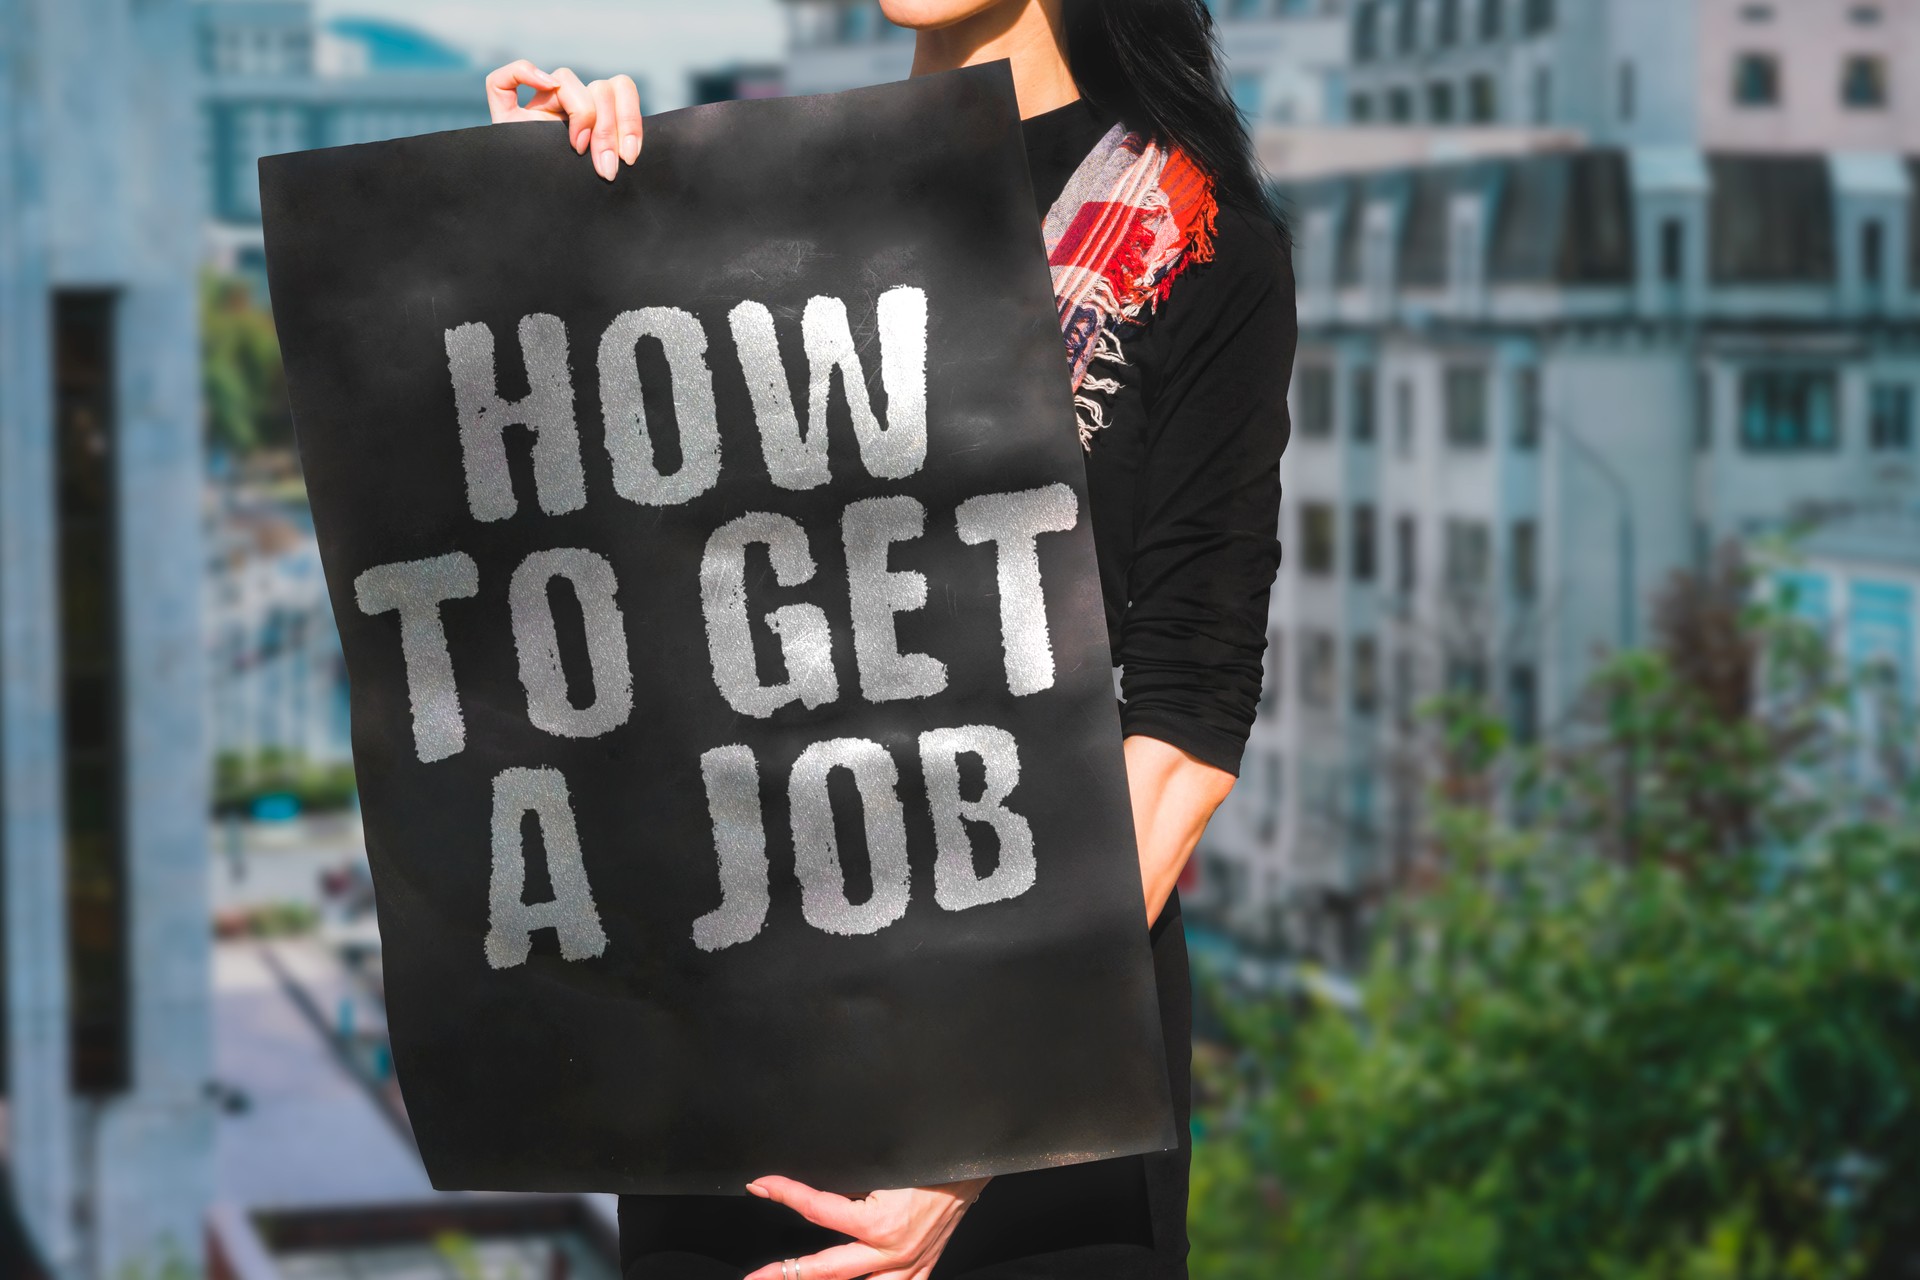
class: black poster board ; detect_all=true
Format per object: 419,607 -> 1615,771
260,63 -> 1176,1196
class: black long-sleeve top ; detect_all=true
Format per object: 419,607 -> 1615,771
1026,99 -> 1294,776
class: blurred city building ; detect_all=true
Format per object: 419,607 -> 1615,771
207,497 -> 352,771
1215,0 -> 1353,127
1774,504 -> 1920,788
1345,0 -> 1920,152
781,1 -> 916,97
1,0 -> 213,1275
1198,135 -> 1920,960
196,1 -> 492,281
690,62 -> 788,105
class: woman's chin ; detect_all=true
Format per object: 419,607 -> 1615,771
879,0 -> 1017,33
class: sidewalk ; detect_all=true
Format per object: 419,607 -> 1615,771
212,938 -> 434,1207
212,936 -> 619,1234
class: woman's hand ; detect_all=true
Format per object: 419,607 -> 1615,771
484,59 -> 643,181
741,1175 -> 990,1280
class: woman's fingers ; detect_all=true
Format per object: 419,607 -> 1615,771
589,77 -> 619,180
611,74 -> 644,165
744,1176 -> 866,1237
741,1242 -> 891,1280
550,67 -> 596,154
484,59 -> 559,123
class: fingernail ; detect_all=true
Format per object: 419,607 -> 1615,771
595,149 -> 617,180
573,127 -> 589,153
745,1182 -> 769,1198
620,134 -> 640,164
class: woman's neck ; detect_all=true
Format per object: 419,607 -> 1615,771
910,1 -> 1079,120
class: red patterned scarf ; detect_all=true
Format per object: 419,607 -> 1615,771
1043,124 -> 1219,447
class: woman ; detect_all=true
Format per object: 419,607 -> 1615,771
485,2 -> 1293,1276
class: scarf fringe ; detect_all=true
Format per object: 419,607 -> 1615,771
1043,127 -> 1220,450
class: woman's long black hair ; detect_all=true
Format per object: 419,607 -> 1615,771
1061,0 -> 1288,248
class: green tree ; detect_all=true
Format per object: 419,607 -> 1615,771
202,272 -> 293,456
1192,553 -> 1920,1279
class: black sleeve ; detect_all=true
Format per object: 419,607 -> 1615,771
1116,209 -> 1294,776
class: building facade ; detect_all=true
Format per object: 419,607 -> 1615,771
1345,0 -> 1920,152
207,501 -> 352,771
1195,144 -> 1920,958
196,1 -> 490,275
1,0 -> 213,1275
1218,0 -> 1353,127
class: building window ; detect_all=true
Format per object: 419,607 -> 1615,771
1352,367 -> 1378,443
1522,0 -> 1554,35
1393,648 -> 1418,727
1850,6 -> 1883,24
1302,631 -> 1337,709
1388,87 -> 1415,122
1697,370 -> 1713,451
1232,73 -> 1264,121
1428,80 -> 1457,123
1445,518 -> 1492,592
1444,366 -> 1489,447
1396,514 -> 1418,596
1842,55 -> 1888,109
1511,518 -> 1538,601
57,292 -> 131,1095
1740,3 -> 1775,20
1660,217 -> 1686,284
1228,0 -> 1268,15
1619,60 -> 1636,122
1437,0 -> 1461,45
1261,627 -> 1284,714
1468,74 -> 1498,121
836,3 -> 876,42
1398,0 -> 1421,54
1353,636 -> 1382,716
1298,364 -> 1335,438
1514,367 -> 1542,450
1353,504 -> 1379,582
1740,370 -> 1839,451
1447,649 -> 1490,697
1302,502 -> 1338,575
1354,0 -> 1381,61
1395,378 -> 1415,454
1478,0 -> 1503,39
1871,382 -> 1913,449
1351,93 -> 1375,122
1863,219 -> 1886,284
1531,66 -> 1553,122
1509,662 -> 1539,743
1734,53 -> 1781,106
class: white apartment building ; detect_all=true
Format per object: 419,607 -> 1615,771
1345,0 -> 1920,152
1195,145 -> 1920,959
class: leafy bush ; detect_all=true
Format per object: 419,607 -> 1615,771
1192,557 -> 1920,1279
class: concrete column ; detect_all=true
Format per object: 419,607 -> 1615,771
84,0 -> 215,1274
0,0 -> 79,1269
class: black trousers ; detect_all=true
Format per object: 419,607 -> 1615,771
619,895 -> 1193,1280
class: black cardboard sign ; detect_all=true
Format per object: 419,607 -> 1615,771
260,63 -> 1175,1196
